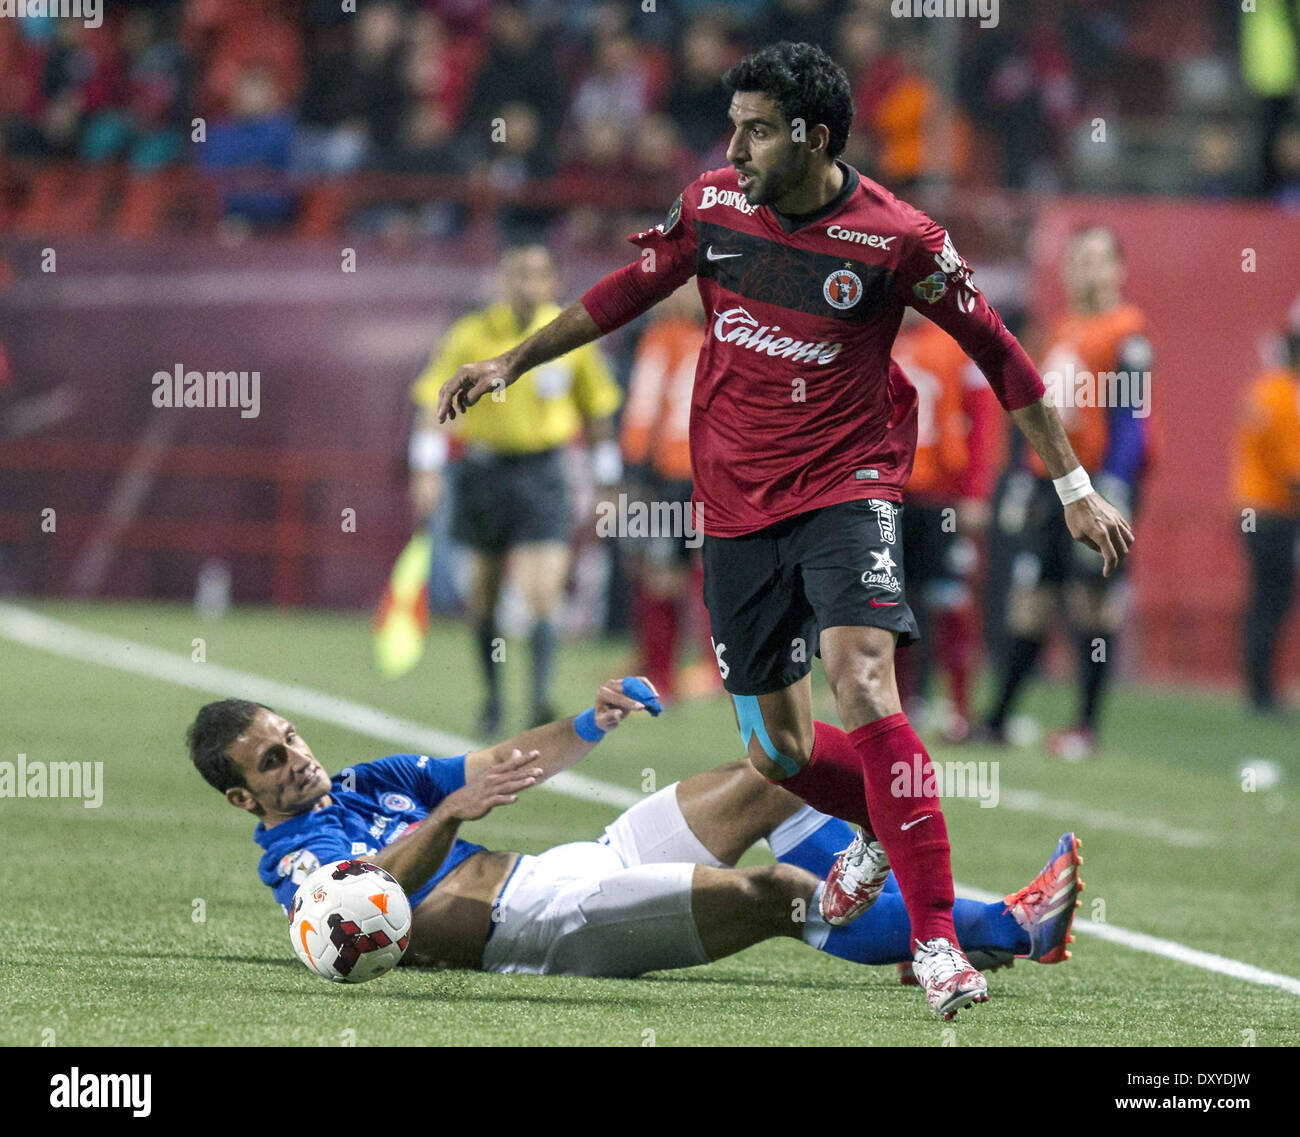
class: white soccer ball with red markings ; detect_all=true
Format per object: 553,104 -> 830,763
289,859 -> 412,983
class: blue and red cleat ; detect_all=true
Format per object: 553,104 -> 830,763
1003,832 -> 1085,963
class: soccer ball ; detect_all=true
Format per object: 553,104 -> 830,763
289,859 -> 412,983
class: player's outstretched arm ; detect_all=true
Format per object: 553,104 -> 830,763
1010,397 -> 1135,576
366,748 -> 543,894
463,676 -> 662,785
435,301 -> 603,422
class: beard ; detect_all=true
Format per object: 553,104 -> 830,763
743,153 -> 805,208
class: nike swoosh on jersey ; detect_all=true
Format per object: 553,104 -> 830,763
706,246 -> 743,261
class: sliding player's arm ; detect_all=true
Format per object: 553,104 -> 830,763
901,219 -> 1133,575
437,189 -> 700,423
366,749 -> 542,894
463,676 -> 661,786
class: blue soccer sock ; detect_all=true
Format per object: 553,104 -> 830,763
804,885 -> 1030,964
770,806 -> 1030,963
766,805 -> 855,875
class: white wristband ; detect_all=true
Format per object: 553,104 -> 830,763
591,439 -> 623,487
1053,465 -> 1093,505
408,430 -> 448,473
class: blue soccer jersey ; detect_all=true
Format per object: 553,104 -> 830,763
254,753 -> 486,915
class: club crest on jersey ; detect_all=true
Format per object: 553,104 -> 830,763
278,849 -> 320,884
823,266 -> 864,310
380,792 -> 413,813
913,271 -> 948,304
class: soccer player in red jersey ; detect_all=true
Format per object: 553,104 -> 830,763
436,42 -> 1130,1018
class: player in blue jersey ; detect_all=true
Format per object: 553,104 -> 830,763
187,677 -> 1082,979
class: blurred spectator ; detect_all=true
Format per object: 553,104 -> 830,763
470,100 -> 556,243
198,0 -> 301,119
755,0 -> 839,52
200,65 -> 295,225
1192,119 -> 1251,199
1269,120 -> 1300,209
568,31 -> 665,137
384,102 -> 462,175
871,36 -> 970,190
294,0 -> 406,173
557,115 -> 626,248
428,0 -> 496,39
1241,0 -> 1300,196
460,2 -> 564,152
1232,296 -> 1300,713
404,11 -> 477,137
674,0 -> 767,35
81,9 -> 187,170
0,0 -> 1273,238
628,114 -> 697,204
665,17 -> 733,159
959,15 -> 1079,190
560,112 -> 694,246
837,11 -> 968,191
361,101 -> 468,242
3,19 -> 119,160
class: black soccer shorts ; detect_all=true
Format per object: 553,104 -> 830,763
701,498 -> 920,696
1001,474 -> 1120,590
451,446 -> 571,553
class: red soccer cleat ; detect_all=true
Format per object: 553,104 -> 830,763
1003,833 -> 1085,963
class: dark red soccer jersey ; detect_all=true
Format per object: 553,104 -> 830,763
582,163 -> 1044,537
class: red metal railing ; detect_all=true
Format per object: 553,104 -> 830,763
0,438 -> 407,606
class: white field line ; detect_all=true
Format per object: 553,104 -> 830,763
2,601 -> 1297,998
0,602 -> 636,811
953,882 -> 1300,996
995,788 -> 1217,849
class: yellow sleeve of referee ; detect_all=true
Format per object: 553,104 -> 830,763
570,341 -> 623,423
410,316 -> 476,411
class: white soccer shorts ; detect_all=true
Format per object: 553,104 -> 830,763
480,782 -> 725,977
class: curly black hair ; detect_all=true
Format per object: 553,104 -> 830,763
187,698 -> 268,793
722,41 -> 855,159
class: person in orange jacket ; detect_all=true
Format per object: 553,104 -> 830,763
1233,295 -> 1300,712
893,311 -> 1000,740
619,284 -> 717,701
978,228 -> 1156,759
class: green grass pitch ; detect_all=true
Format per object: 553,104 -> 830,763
2,600 -> 1297,1046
